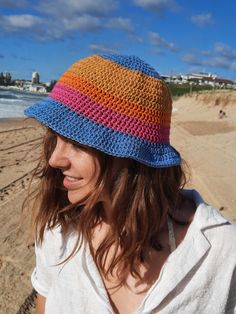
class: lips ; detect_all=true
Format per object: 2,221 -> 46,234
63,175 -> 83,190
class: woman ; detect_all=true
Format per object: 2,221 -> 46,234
24,54 -> 236,313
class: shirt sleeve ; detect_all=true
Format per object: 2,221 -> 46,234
31,227 -> 63,298
31,240 -> 54,298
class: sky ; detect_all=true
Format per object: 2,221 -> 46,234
1,0 -> 236,83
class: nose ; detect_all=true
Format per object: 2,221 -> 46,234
48,136 -> 70,170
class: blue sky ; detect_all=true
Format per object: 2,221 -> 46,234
1,0 -> 236,83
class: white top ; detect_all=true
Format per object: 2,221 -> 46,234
31,190 -> 236,313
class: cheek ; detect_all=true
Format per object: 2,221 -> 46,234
88,165 -> 100,186
79,155 -> 100,184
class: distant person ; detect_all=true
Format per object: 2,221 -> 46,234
24,55 -> 236,313
218,109 -> 227,119
218,110 -> 224,119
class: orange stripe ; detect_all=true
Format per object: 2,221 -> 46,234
59,73 -> 171,126
64,55 -> 172,114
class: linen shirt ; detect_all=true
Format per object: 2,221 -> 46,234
31,190 -> 236,313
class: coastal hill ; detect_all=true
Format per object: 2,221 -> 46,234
178,89 -> 236,107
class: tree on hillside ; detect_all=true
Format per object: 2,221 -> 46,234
47,80 -> 57,92
0,72 -> 12,86
0,72 -> 4,85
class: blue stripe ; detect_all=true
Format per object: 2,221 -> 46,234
24,98 -> 181,168
100,54 -> 161,79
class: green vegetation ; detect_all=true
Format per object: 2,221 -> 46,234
167,83 -> 214,97
46,80 -> 57,92
0,72 -> 12,86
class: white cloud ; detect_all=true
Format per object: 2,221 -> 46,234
38,0 -> 118,18
0,14 -> 42,31
0,13 -> 68,40
0,12 -> 103,40
133,0 -> 179,14
0,0 -> 119,40
181,53 -> 202,66
0,0 -> 27,7
181,43 -> 236,73
89,44 -> 117,54
130,34 -> 144,43
149,32 -> 178,52
205,57 -> 230,70
106,17 -> 134,33
0,0 -> 141,41
214,42 -> 236,60
191,13 -> 213,27
152,47 -> 165,55
200,50 -> 211,57
231,62 -> 236,72
62,15 -> 102,31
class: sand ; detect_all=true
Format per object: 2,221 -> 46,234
0,91 -> 235,313
171,91 -> 236,220
0,118 -> 44,314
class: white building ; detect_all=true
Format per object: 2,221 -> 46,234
32,72 -> 40,84
161,71 -> 235,88
186,72 -> 217,80
23,81 -> 47,93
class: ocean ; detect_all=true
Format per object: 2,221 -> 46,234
0,88 -> 46,118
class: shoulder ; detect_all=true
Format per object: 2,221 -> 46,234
204,216 -> 236,248
198,203 -> 236,256
40,225 -> 64,252
36,226 -> 79,265
183,189 -> 236,251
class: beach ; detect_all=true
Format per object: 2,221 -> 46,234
0,91 -> 236,313
0,118 -> 44,314
172,91 -> 236,219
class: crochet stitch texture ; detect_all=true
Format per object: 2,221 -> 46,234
24,54 -> 181,167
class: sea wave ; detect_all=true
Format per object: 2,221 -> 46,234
0,94 -> 21,100
0,98 -> 24,103
0,89 -> 44,118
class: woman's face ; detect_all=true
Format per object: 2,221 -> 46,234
49,135 -> 100,204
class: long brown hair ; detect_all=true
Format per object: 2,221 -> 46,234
25,127 -> 187,283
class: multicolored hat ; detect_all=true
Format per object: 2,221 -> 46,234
24,54 -> 181,168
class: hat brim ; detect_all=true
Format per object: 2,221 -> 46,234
24,97 -> 181,168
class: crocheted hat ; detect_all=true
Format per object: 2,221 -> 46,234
24,54 -> 181,168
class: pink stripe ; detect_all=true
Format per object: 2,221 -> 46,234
50,83 -> 170,143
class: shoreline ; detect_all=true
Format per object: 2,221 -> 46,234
0,88 -> 46,120
0,117 -> 41,129
0,85 -> 49,96
0,117 -> 25,122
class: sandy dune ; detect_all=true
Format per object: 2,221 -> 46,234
171,91 -> 236,221
0,91 -> 235,313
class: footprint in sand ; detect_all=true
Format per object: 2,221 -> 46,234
219,206 -> 227,211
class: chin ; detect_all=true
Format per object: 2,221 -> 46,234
67,191 -> 80,204
67,190 -> 88,205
